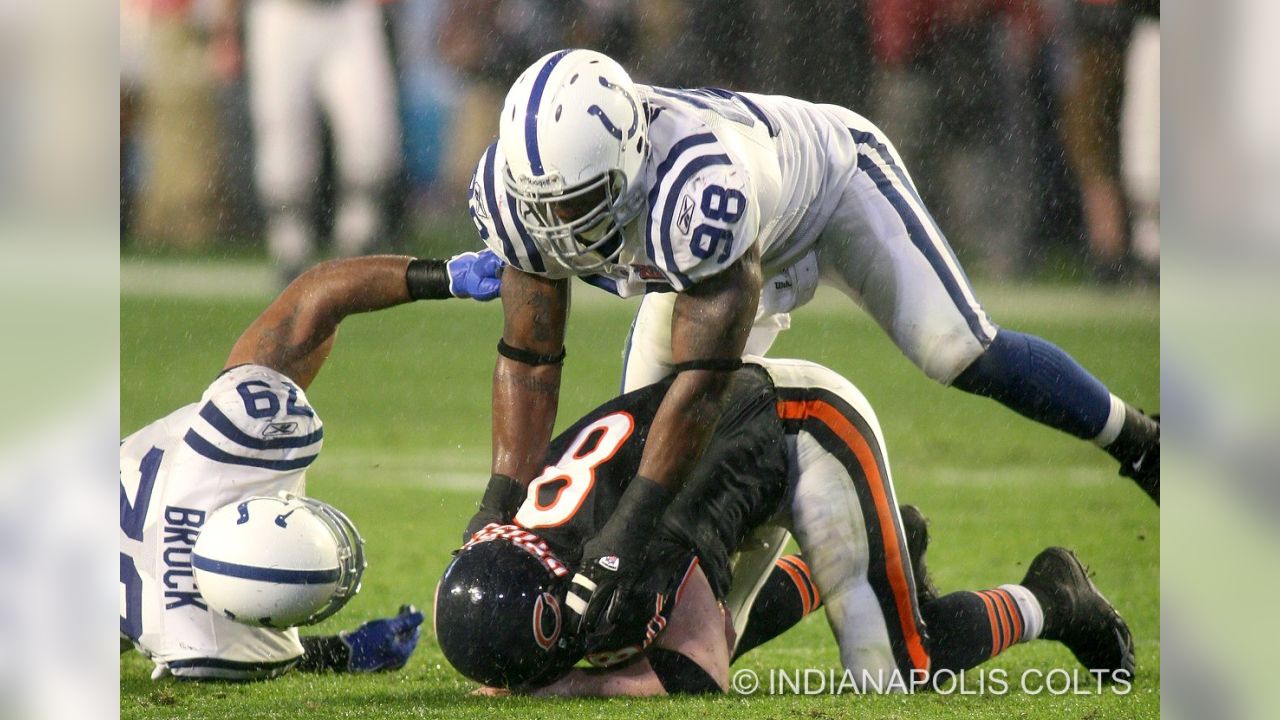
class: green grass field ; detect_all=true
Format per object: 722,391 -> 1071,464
121,265 -> 1159,719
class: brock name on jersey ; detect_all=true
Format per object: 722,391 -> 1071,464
120,364 -> 323,679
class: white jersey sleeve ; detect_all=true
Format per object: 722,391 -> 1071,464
644,152 -> 759,290
120,364 -> 324,680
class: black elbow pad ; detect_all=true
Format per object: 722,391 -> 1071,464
646,647 -> 722,695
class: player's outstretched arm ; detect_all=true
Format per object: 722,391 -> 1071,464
566,247 -> 762,634
224,252 -> 502,390
466,268 -> 570,539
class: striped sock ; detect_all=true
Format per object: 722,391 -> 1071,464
733,554 -> 822,660
922,586 -> 1043,672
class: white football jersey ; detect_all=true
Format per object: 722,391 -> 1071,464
469,85 -> 865,295
119,364 -> 324,680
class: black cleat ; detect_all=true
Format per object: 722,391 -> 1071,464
900,505 -> 939,606
1113,410 -> 1160,504
1021,548 -> 1135,683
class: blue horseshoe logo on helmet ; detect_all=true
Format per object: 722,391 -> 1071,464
587,76 -> 640,141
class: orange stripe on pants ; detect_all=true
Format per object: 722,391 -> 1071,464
776,399 -> 931,671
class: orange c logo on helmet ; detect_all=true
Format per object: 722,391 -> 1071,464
532,592 -> 561,650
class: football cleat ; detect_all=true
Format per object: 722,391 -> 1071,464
899,504 -> 939,606
1020,547 -> 1135,683
1112,409 -> 1160,504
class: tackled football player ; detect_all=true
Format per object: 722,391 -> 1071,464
467,50 -> 1160,640
120,251 -> 501,680
438,358 -> 1134,696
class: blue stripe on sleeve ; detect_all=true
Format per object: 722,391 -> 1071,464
198,403 -> 323,450
482,145 -> 525,271
656,152 -> 732,288
508,193 -> 548,273
183,430 -> 317,472
525,49 -> 571,176
645,133 -> 718,280
849,129 -> 991,344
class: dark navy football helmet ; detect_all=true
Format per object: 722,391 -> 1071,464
434,524 -> 578,688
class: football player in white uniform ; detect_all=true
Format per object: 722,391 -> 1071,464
120,250 -> 502,680
463,49 -> 1159,638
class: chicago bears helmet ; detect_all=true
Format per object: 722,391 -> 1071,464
498,48 -> 648,272
434,524 -> 577,688
192,493 -> 365,628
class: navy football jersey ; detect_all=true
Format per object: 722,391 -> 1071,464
510,364 -> 788,665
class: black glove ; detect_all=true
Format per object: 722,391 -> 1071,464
462,474 -> 527,544
564,476 -> 674,636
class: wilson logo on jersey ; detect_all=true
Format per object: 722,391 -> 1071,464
677,194 -> 695,234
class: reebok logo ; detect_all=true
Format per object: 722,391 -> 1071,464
598,556 -> 620,572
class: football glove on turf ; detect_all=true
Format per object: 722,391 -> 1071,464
340,604 -> 425,672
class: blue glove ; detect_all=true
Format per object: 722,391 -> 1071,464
339,604 -> 425,672
446,250 -> 504,301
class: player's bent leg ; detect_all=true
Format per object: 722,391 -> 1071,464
824,120 -> 1159,501
620,293 -> 792,394
732,553 -> 822,661
921,586 -> 1044,675
771,364 -> 929,687
621,292 -> 677,392
951,330 -> 1161,502
723,524 -> 791,649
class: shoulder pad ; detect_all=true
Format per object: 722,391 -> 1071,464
181,365 -> 324,472
644,141 -> 758,290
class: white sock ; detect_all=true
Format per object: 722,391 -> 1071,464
1092,393 -> 1126,447
1000,584 -> 1045,642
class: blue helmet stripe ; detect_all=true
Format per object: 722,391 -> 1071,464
482,145 -> 525,271
525,49 -> 572,176
192,554 -> 341,585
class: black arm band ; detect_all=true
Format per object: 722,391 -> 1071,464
480,473 -> 527,516
405,258 -> 452,300
671,358 -> 743,374
297,635 -> 351,673
497,338 -> 566,366
647,647 -> 722,694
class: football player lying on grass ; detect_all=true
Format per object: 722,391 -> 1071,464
120,252 -> 502,680
437,357 -> 1135,695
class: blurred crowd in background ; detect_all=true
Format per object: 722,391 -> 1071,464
119,0 -> 1159,284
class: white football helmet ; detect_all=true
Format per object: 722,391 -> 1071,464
192,493 -> 365,628
498,48 -> 648,272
